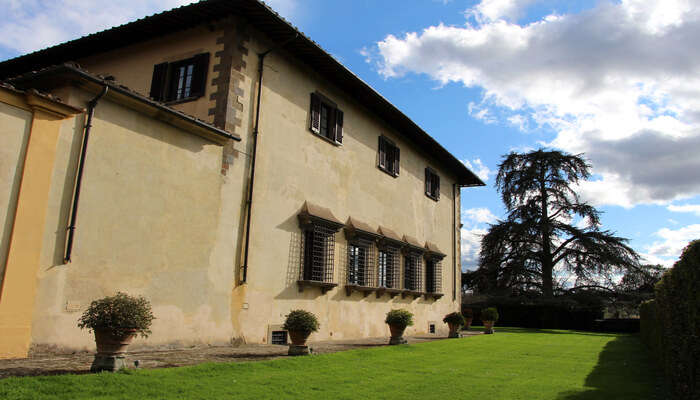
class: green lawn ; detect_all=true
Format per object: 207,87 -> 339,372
0,328 -> 662,400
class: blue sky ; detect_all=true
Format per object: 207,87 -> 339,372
2,0 -> 700,271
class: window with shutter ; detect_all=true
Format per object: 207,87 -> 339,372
149,53 -> 210,103
308,91 -> 343,145
378,136 -> 400,177
425,167 -> 440,201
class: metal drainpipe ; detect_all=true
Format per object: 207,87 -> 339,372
241,34 -> 298,284
65,86 -> 109,262
453,183 -> 457,301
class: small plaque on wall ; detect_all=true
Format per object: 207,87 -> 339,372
65,301 -> 81,313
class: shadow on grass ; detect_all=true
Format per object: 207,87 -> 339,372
555,335 -> 666,400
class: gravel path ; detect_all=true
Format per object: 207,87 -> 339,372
0,332 -> 483,379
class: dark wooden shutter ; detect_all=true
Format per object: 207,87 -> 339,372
189,53 -> 210,98
435,173 -> 440,199
334,109 -> 343,143
425,168 -> 431,196
392,145 -> 400,176
310,93 -> 321,134
378,136 -> 386,169
149,62 -> 168,101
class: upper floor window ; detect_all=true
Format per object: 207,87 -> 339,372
378,136 -> 400,177
425,167 -> 440,201
149,53 -> 210,103
310,92 -> 343,144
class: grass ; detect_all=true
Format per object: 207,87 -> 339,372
0,328 -> 662,400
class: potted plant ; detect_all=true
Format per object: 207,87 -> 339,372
283,309 -> 319,355
78,292 -> 154,372
481,307 -> 499,334
443,312 -> 465,338
463,308 -> 474,330
385,309 -> 413,345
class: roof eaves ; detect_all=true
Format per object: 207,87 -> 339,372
7,64 -> 240,143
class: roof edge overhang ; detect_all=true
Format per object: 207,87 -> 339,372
0,0 -> 484,185
7,64 -> 239,145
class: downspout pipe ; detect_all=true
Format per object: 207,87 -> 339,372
453,183 -> 457,301
65,86 -> 108,262
241,34 -> 298,283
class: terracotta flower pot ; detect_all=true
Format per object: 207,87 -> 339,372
483,320 -> 495,334
91,328 -> 138,372
389,324 -> 405,338
389,324 -> 407,345
464,317 -> 473,330
94,329 -> 138,355
448,322 -> 460,338
288,330 -> 311,346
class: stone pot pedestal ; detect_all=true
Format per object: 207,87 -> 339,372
388,324 -> 407,345
91,329 -> 137,372
288,345 -> 311,356
484,321 -> 495,334
448,323 -> 460,338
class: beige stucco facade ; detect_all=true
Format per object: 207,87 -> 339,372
0,11 -> 472,358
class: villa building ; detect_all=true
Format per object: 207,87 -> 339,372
0,0 -> 482,358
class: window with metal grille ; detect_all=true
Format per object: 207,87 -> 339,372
347,239 -> 375,287
378,136 -> 400,177
301,224 -> 336,283
425,167 -> 440,201
271,331 -> 288,345
378,246 -> 400,288
425,258 -> 442,294
309,92 -> 343,144
429,324 -> 436,334
149,53 -> 209,103
404,253 -> 423,291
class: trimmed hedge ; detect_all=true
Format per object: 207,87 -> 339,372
463,298 -> 603,331
640,240 -> 699,400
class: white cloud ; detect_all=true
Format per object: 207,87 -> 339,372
375,0 -> 700,208
460,206 -> 499,270
644,223 -> 700,265
469,0 -> 538,23
0,1 -> 196,56
668,203 -> 700,216
461,226 -> 487,270
462,158 -> 492,181
463,207 -> 498,225
0,0 -> 299,57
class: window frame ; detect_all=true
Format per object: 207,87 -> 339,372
309,91 -> 344,145
149,53 -> 210,104
403,251 -> 423,292
425,167 -> 441,201
346,239 -> 374,287
378,135 -> 400,177
424,257 -> 442,294
377,245 -> 400,289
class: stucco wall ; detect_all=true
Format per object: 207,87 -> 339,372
0,102 -> 31,290
29,89 -> 239,351
4,16 -> 468,353
78,26 -> 223,125
230,32 -> 463,343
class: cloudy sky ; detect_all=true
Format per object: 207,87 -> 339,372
1,0 -> 698,270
